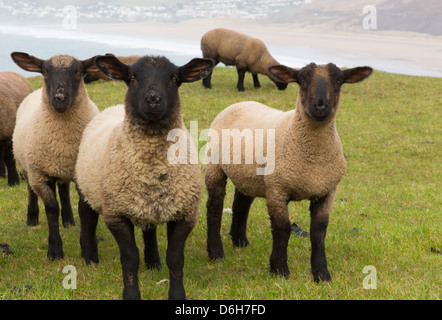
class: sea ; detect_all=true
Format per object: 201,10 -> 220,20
1,24 -> 441,78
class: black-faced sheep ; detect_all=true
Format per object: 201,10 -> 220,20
0,72 -> 33,186
204,62 -> 372,281
201,28 -> 288,91
75,55 -> 214,300
10,52 -> 99,260
84,54 -> 141,83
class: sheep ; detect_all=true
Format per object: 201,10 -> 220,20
204,62 -> 372,282
84,54 -> 141,83
0,72 -> 33,186
201,28 -> 288,92
75,55 -> 214,300
10,52 -> 100,260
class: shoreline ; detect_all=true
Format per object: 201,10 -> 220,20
77,19 -> 442,76
5,18 -> 442,77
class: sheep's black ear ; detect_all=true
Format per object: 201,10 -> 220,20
343,66 -> 373,84
11,52 -> 45,73
268,65 -> 298,83
177,58 -> 215,84
94,55 -> 129,82
81,56 -> 99,75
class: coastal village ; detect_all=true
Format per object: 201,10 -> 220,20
0,0 -> 309,23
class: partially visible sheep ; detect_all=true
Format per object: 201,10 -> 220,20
11,52 -> 99,260
84,55 -> 141,83
0,72 -> 33,186
201,28 -> 287,91
204,62 -> 372,282
75,55 -> 214,300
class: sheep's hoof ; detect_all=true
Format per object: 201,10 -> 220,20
231,236 -> 249,247
123,287 -> 141,300
208,247 -> 225,261
312,269 -> 332,283
47,247 -> 64,261
26,217 -> 39,226
83,253 -> 99,265
62,219 -> 75,228
291,224 -> 309,237
270,263 -> 290,279
145,260 -> 162,270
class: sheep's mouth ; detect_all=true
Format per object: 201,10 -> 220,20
50,99 -> 71,113
144,110 -> 165,121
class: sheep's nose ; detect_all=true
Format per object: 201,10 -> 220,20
55,88 -> 66,102
146,90 -> 161,104
315,104 -> 326,112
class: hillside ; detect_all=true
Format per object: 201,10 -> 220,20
270,0 -> 442,35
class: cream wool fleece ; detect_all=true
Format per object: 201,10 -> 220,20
75,104 -> 201,227
13,84 -> 99,187
204,100 -> 346,201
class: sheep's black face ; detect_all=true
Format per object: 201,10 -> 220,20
94,54 -> 215,130
298,63 -> 343,122
126,57 -> 179,122
43,57 -> 83,113
268,62 -> 373,123
10,52 -> 96,114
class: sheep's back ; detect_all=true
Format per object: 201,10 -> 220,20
201,28 -> 254,66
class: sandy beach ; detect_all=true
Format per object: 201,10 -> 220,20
77,18 -> 442,77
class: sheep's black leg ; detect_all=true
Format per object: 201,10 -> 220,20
202,60 -> 218,89
39,178 -> 63,260
266,195 -> 291,277
104,215 -> 140,300
230,188 -> 254,247
236,67 -> 246,91
0,144 -> 5,178
77,189 -> 99,264
309,192 -> 334,283
205,166 -> 227,260
58,181 -> 75,228
1,139 -> 19,186
26,183 -> 39,226
252,74 -> 261,89
166,217 -> 196,300
143,225 -> 161,270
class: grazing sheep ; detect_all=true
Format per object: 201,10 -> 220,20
201,28 -> 287,91
84,54 -> 142,83
10,52 -> 99,260
75,55 -> 214,300
204,62 -> 372,281
0,72 -> 33,186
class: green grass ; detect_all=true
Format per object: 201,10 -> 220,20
0,67 -> 441,300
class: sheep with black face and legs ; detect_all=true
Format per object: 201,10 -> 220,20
0,71 -> 33,186
204,62 -> 372,281
10,52 -> 99,260
201,28 -> 287,91
75,55 -> 214,300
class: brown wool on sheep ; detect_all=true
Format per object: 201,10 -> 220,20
201,28 -> 287,91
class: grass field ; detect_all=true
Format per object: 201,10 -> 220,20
0,67 -> 440,300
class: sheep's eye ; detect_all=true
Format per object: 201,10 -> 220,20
42,69 -> 48,78
171,75 -> 179,84
76,70 -> 82,78
336,80 -> 342,87
129,75 -> 136,83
